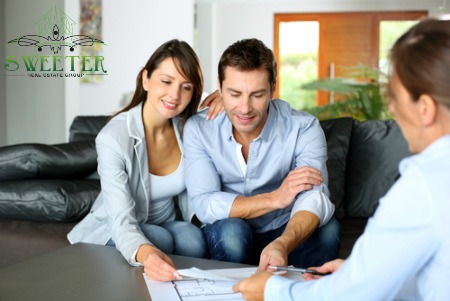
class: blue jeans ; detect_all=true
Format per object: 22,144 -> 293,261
203,217 -> 340,267
107,221 -> 207,258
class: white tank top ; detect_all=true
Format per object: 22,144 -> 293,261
147,157 -> 185,224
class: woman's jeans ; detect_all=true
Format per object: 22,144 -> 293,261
107,220 -> 207,258
202,217 -> 341,267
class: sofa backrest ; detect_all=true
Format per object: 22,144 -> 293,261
320,117 -> 354,219
69,116 -> 110,143
320,118 -> 411,220
343,119 -> 411,218
68,115 -> 410,220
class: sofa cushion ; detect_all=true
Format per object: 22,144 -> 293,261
344,120 -> 410,218
320,117 -> 354,219
0,141 -> 97,181
69,115 -> 109,142
0,179 -> 100,222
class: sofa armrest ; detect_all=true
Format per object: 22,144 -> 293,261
0,141 -> 97,181
0,179 -> 100,222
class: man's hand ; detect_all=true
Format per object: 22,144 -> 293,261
233,271 -> 271,301
270,166 -> 322,209
303,259 -> 345,280
137,244 -> 181,281
199,89 -> 224,120
258,211 -> 320,271
258,237 -> 288,271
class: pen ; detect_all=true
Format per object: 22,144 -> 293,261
269,266 -> 331,276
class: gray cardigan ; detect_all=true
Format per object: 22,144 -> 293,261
67,103 -> 193,265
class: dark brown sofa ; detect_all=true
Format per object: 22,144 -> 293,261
0,115 -> 410,268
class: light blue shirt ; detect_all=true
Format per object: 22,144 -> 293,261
183,99 -> 334,233
265,134 -> 450,301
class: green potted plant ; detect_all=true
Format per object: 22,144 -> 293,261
302,64 -> 390,121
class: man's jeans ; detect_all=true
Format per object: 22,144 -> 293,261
202,217 -> 341,267
107,221 -> 207,258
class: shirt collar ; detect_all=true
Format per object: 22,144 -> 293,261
127,102 -> 145,140
399,134 -> 450,174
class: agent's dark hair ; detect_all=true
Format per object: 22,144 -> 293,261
112,39 -> 203,128
390,18 -> 450,108
218,38 -> 277,92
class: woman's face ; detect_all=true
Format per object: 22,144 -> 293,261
142,57 -> 194,120
388,71 -> 423,153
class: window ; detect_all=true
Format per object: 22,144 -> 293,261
275,12 -> 427,110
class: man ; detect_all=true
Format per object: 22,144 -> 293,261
233,19 -> 450,301
183,38 -> 340,270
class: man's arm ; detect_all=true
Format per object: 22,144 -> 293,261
290,116 -> 335,226
258,210 -> 319,270
230,167 -> 323,219
257,115 -> 335,269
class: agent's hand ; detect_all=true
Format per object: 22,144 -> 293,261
258,238 -> 288,272
303,258 -> 345,281
270,166 -> 323,209
199,89 -> 224,120
233,271 -> 271,301
137,244 -> 182,281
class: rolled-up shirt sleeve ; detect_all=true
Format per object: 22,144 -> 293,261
292,117 -> 334,226
292,190 -> 334,227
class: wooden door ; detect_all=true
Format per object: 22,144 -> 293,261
274,11 -> 427,106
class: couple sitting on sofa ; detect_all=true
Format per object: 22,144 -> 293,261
68,38 -> 340,281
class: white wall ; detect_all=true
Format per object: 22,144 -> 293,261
196,0 -> 442,94
78,0 -> 195,117
2,0 -> 195,145
4,0 -> 66,145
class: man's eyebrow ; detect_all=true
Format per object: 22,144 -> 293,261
225,88 -> 267,94
226,88 -> 241,94
250,89 -> 267,95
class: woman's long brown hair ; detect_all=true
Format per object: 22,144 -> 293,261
111,39 -> 204,129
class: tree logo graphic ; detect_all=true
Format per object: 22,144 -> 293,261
7,6 -> 105,55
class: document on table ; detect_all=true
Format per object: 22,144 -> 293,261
143,267 -> 303,301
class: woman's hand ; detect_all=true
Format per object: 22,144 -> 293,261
303,258 -> 345,281
233,271 -> 271,301
137,244 -> 181,281
199,89 -> 224,120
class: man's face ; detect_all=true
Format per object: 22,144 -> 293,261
220,66 -> 274,141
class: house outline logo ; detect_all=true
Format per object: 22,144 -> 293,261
7,6 -> 106,55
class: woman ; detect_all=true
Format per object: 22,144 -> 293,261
234,18 -> 450,301
68,39 -> 222,281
